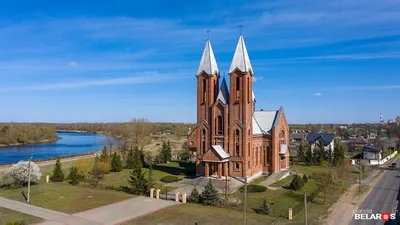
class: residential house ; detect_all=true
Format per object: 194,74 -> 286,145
290,133 -> 305,143
306,132 -> 335,151
348,136 -> 369,152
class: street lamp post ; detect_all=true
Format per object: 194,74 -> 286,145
27,156 -> 33,203
243,177 -> 248,225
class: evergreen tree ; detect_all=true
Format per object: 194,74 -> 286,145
68,166 -> 80,185
312,146 -> 320,164
125,147 -> 135,169
148,164 -> 154,188
333,143 -> 345,166
326,146 -> 333,164
133,147 -> 143,169
158,141 -> 172,163
128,167 -> 149,195
289,175 -> 305,191
89,156 -> 104,186
201,179 -> 219,206
51,157 -> 64,182
254,198 -> 272,215
318,140 -> 326,164
188,186 -> 201,203
166,141 -> 172,162
305,145 -> 313,164
111,152 -> 123,172
297,142 -> 305,163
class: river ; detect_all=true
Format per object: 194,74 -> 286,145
0,131 -> 114,165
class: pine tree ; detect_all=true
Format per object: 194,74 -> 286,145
51,157 -> 64,182
201,179 -> 219,206
305,145 -> 313,164
254,198 -> 272,215
100,145 -> 109,161
188,186 -> 201,203
148,164 -> 154,188
318,140 -> 326,164
179,140 -> 192,162
89,156 -> 104,186
133,147 -> 143,169
111,153 -> 123,172
297,142 -> 305,163
68,166 -> 80,185
125,147 -> 135,169
128,167 -> 149,195
158,141 -> 171,163
166,141 -> 172,162
333,143 -> 345,166
326,146 -> 333,164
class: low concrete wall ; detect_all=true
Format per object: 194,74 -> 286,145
370,151 -> 397,165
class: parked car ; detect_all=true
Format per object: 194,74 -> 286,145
391,163 -> 397,168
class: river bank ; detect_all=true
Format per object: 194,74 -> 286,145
0,137 -> 61,148
0,151 -> 100,171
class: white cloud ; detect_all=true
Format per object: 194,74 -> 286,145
0,73 -> 192,92
253,76 -> 263,82
313,93 -> 323,96
69,61 -> 78,68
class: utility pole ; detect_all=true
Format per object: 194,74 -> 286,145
359,159 -> 362,192
27,156 -> 33,203
243,177 -> 248,225
304,191 -> 308,225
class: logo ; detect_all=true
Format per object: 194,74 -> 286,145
353,209 -> 396,221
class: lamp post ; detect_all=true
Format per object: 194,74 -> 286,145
27,156 -> 33,203
243,177 -> 248,225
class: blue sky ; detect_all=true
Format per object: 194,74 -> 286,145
0,0 -> 399,124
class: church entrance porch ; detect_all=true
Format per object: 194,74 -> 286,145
202,145 -> 230,179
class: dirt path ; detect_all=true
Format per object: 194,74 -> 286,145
323,170 -> 384,225
0,154 -> 97,172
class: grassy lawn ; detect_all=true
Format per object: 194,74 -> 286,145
0,183 -> 134,213
124,203 -> 285,225
270,175 -> 294,187
0,207 -> 43,225
292,182 -> 351,224
289,165 -> 325,176
251,176 -> 267,185
347,165 -> 374,180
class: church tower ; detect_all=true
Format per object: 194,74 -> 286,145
194,38 -> 219,174
228,34 -> 254,178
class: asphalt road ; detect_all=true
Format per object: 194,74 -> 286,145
349,159 -> 400,225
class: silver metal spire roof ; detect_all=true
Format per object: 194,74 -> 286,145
252,90 -> 255,102
229,35 -> 253,74
216,76 -> 229,104
196,39 -> 219,76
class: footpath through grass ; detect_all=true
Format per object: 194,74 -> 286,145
0,207 -> 43,225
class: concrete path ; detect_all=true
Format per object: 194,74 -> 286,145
0,196 -> 177,225
0,197 -> 99,225
73,196 -> 178,225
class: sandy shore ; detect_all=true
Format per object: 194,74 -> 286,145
0,153 -> 99,172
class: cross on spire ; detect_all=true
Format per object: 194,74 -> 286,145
207,30 -> 210,40
239,25 -> 243,35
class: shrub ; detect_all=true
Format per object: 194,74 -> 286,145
75,158 -> 93,174
188,186 -> 201,203
289,175 -> 305,191
98,160 -> 111,174
67,166 -> 81,185
303,174 -> 308,183
7,161 -> 42,186
160,175 -> 182,183
51,158 -> 64,182
6,221 -> 26,225
105,185 -> 122,192
253,198 -> 272,215
239,184 -> 267,193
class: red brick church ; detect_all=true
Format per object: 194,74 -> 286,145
187,34 -> 290,182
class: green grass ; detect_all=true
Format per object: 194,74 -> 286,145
0,183 -> 134,213
251,176 -> 267,185
270,175 -> 294,187
289,165 -> 326,176
347,165 -> 373,180
0,207 -> 43,225
291,182 -> 351,224
123,203 -> 285,225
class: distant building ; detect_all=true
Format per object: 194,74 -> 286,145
290,133 -> 305,143
362,145 -> 382,160
348,136 -> 368,152
306,132 -> 335,151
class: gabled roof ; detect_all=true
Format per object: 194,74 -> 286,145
229,34 -> 253,74
216,77 -> 229,104
306,132 -> 335,143
211,145 -> 230,159
196,39 -> 219,76
253,110 -> 279,135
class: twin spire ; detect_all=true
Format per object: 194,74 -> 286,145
196,33 -> 253,76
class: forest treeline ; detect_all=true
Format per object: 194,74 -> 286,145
0,123 -> 59,146
0,120 -> 195,146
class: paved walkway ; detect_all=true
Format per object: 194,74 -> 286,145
0,196 -> 177,225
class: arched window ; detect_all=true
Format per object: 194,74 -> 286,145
217,115 -> 223,135
235,130 -> 240,156
201,129 -> 206,154
248,143 -> 250,157
280,128 -> 285,144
